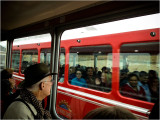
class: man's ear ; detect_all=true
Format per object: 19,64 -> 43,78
39,82 -> 44,90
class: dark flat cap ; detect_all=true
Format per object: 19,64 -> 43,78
23,63 -> 57,88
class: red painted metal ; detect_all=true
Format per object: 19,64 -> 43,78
12,28 -> 159,119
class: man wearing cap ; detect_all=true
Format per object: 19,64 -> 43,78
3,63 -> 56,119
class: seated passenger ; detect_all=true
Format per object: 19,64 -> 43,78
71,69 -> 87,88
85,67 -> 95,88
69,66 -> 76,82
92,75 -> 102,91
138,71 -> 151,102
148,70 -> 158,79
59,75 -> 64,82
95,75 -> 101,85
93,67 -> 99,75
101,66 -> 111,73
100,72 -> 111,92
59,66 -> 65,82
120,71 -> 128,87
132,71 -> 140,77
148,76 -> 159,103
121,73 -> 146,101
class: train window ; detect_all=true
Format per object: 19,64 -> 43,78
21,49 -> 38,73
59,48 -> 65,83
40,48 -> 51,67
69,45 -> 112,92
11,50 -> 20,72
0,40 -> 7,70
120,42 -> 159,103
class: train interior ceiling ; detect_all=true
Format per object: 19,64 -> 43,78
1,1 -> 159,40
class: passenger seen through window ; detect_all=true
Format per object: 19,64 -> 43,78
71,69 -> 87,88
69,45 -> 112,92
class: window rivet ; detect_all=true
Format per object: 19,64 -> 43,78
150,32 -> 156,37
77,39 -> 81,43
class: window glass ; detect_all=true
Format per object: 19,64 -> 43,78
21,49 -> 38,73
69,45 -> 112,92
0,40 -> 7,70
40,48 -> 65,83
40,53 -> 45,63
59,48 -> 65,83
40,48 -> 51,67
11,50 -> 20,72
120,42 -> 159,103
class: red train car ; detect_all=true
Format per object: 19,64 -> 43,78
11,28 -> 159,119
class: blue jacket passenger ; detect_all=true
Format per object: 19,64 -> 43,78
71,69 -> 87,88
71,77 -> 87,88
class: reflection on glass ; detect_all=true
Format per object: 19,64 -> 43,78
120,42 -> 159,103
11,50 -> 20,72
21,50 -> 38,73
0,41 -> 7,70
69,45 -> 112,92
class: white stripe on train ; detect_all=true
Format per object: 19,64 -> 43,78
13,74 -> 24,80
58,86 -> 149,115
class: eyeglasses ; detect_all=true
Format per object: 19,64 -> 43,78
44,80 -> 54,85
